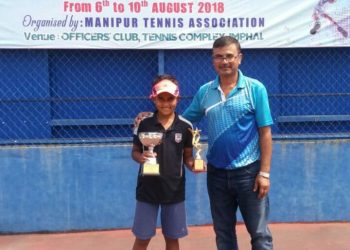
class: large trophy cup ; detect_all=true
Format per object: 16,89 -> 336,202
139,132 -> 163,175
189,128 -> 206,172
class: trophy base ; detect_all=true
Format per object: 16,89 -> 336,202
142,163 -> 160,175
193,159 -> 206,172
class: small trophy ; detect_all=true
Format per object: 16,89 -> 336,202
189,128 -> 206,172
138,132 -> 163,175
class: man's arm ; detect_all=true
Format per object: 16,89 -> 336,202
258,126 -> 272,173
182,90 -> 205,123
254,126 -> 272,199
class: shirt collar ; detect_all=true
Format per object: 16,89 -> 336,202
152,110 -> 179,130
211,70 -> 246,90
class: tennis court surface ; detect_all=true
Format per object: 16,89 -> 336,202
0,222 -> 349,250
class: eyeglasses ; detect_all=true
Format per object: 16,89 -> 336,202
212,54 -> 240,62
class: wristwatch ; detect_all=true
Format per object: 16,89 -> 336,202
258,171 -> 270,179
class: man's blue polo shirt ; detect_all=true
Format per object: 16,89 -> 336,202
183,70 -> 273,169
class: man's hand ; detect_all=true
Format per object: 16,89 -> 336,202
254,175 -> 270,199
134,112 -> 153,128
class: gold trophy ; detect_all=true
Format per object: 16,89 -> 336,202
138,132 -> 163,175
189,128 -> 206,172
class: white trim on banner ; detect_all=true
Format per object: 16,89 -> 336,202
0,0 -> 349,49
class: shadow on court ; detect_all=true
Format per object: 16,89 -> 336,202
0,222 -> 349,250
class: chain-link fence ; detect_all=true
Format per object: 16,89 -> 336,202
0,47 -> 349,145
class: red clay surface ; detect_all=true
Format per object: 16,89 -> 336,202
0,222 -> 349,250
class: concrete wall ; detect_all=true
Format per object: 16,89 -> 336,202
1,140 -> 349,233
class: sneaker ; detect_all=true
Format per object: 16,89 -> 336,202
310,23 -> 321,35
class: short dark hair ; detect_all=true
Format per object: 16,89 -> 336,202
213,36 -> 241,53
152,74 -> 178,87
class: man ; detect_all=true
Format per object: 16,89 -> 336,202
135,36 -> 273,250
